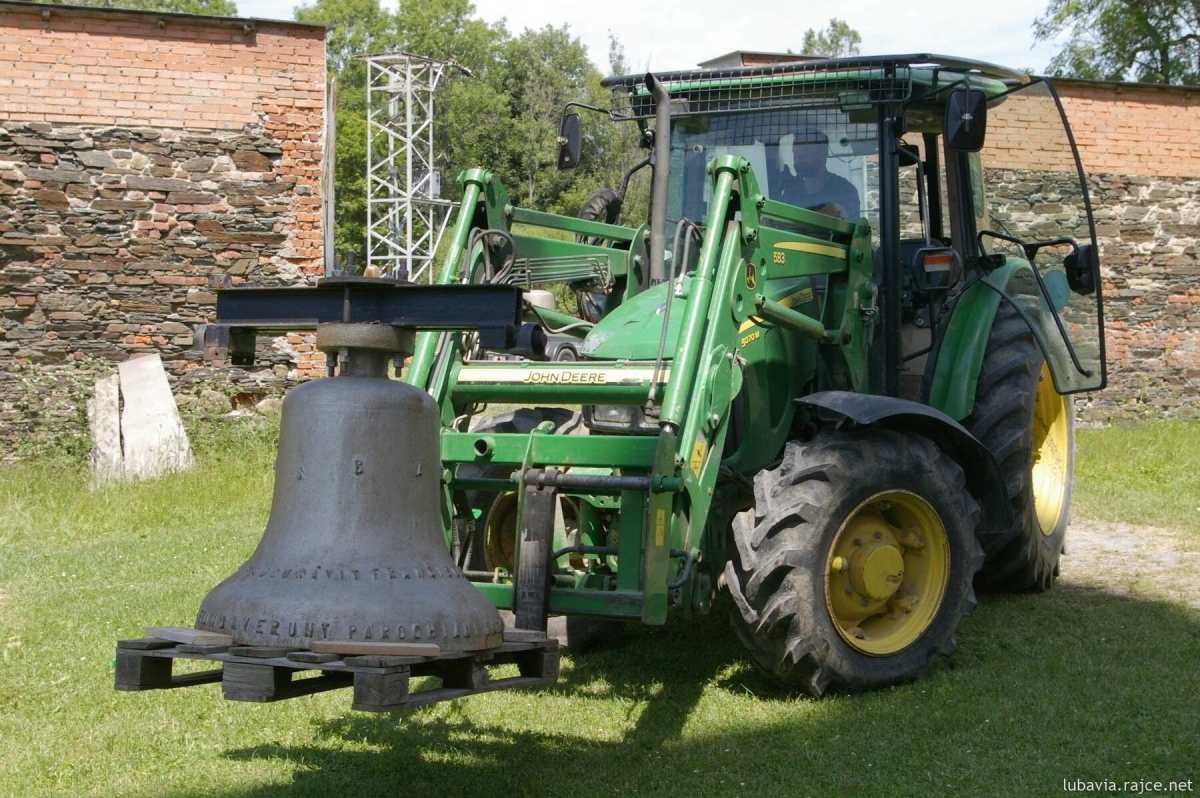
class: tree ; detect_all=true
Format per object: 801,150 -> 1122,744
22,0 -> 237,14
1034,0 -> 1200,85
294,0 -> 637,262
497,25 -> 596,206
294,0 -> 508,262
801,18 -> 862,58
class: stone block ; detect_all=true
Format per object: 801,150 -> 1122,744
76,150 -> 117,169
125,176 -> 194,192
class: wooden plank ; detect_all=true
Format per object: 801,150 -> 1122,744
503,628 -> 548,644
87,374 -> 122,485
177,644 -> 231,655
228,646 -> 294,659
145,627 -> 233,647
310,640 -> 441,657
116,637 -> 174,650
118,354 -> 194,480
342,655 -> 419,669
288,651 -> 341,664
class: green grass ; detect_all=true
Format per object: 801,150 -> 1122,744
0,419 -> 1196,797
1075,421 -> 1200,535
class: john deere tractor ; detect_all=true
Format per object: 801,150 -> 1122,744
118,54 -> 1106,708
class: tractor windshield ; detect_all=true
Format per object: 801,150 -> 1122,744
973,78 -> 1106,393
666,108 -> 879,230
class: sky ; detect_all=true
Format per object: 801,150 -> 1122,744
235,0 -> 1067,76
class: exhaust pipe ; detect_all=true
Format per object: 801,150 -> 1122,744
647,73 -> 671,285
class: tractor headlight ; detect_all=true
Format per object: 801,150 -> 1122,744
582,404 -> 661,435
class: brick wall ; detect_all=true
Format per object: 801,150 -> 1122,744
988,82 -> 1200,178
0,3 -> 327,457
983,80 -> 1200,420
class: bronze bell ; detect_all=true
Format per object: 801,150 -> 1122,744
194,323 -> 504,653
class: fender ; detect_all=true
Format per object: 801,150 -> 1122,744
925,258 -> 1034,420
797,391 -> 1014,535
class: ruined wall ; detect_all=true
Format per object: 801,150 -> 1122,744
0,4 -> 326,457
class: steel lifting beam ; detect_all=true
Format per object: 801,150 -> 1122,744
200,278 -> 524,362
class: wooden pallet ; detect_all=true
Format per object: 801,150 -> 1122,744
114,632 -> 560,712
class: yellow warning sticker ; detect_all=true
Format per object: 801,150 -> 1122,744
690,437 -> 708,476
654,508 -> 667,547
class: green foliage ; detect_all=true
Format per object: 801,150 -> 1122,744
801,18 -> 862,58
295,0 -> 643,266
1034,0 -> 1200,85
19,0 -> 238,14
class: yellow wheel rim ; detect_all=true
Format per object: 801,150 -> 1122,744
484,492 -> 580,572
485,492 -> 519,572
1031,363 -> 1069,536
825,491 -> 951,656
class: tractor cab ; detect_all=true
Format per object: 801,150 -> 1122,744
580,56 -> 1105,405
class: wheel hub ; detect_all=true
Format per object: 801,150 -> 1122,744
849,541 -> 905,601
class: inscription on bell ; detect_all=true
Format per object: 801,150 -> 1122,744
243,564 -> 463,581
194,611 -> 505,645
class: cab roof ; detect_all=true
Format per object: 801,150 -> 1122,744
602,53 -> 1030,120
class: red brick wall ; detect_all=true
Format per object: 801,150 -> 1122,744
987,81 -> 1200,178
0,4 -> 325,131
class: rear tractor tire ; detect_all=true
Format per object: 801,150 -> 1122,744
964,302 -> 1074,592
725,429 -> 983,695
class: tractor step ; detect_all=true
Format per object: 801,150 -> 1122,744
114,631 -> 559,713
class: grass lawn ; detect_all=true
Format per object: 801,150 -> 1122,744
0,417 -> 1196,797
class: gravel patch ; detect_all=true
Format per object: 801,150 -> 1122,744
1061,519 -> 1199,609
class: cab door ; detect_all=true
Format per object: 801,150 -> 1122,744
966,78 -> 1106,393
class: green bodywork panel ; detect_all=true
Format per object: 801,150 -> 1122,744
926,258 -> 1033,420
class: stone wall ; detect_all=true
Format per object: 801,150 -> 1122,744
0,4 -> 326,458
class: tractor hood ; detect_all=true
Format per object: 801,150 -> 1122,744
580,280 -> 686,360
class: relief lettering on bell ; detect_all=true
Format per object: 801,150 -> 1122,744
195,324 -> 504,653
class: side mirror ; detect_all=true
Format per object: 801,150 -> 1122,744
556,113 -> 582,170
944,89 -> 988,152
1064,243 -> 1098,295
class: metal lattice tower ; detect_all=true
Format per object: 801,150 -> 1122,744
364,52 -> 470,282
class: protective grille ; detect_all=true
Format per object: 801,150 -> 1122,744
606,58 -> 917,121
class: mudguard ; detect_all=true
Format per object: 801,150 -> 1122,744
797,391 -> 1014,536
925,258 -> 1030,421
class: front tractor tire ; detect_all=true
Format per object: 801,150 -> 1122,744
964,302 -> 1074,592
725,429 -> 983,695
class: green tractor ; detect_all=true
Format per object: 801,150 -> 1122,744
119,54 -> 1105,706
